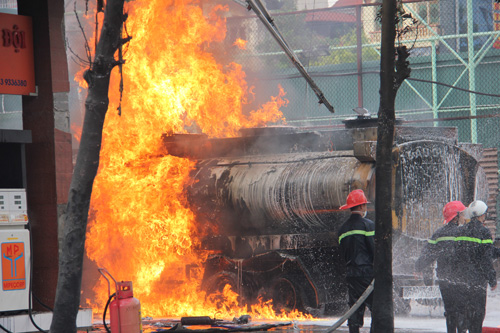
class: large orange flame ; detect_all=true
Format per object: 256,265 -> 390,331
84,0 -> 297,320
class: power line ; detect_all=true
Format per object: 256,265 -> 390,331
406,77 -> 500,98
259,71 -> 500,99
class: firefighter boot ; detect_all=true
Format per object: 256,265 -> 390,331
456,315 -> 467,333
348,325 -> 360,333
445,313 -> 457,333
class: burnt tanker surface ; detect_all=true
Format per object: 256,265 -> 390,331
190,151 -> 373,235
163,122 -> 489,315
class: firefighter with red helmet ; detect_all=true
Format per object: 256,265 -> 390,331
456,200 -> 497,333
415,201 -> 467,333
338,189 -> 375,333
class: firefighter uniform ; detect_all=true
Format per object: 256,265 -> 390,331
494,246 -> 500,259
338,189 -> 375,333
415,201 -> 467,333
455,216 -> 497,333
415,220 -> 465,332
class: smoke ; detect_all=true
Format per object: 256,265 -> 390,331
64,0 -> 96,151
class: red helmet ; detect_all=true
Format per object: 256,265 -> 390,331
340,189 -> 369,210
443,201 -> 466,224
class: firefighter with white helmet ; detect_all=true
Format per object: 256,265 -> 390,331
467,200 -> 488,219
338,189 -> 374,333
456,200 -> 497,333
415,201 -> 468,333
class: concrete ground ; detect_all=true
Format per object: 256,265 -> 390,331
85,286 -> 500,332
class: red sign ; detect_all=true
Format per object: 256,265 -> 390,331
0,13 -> 35,95
494,3 -> 500,49
1,242 -> 26,290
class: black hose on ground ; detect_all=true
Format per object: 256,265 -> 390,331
325,279 -> 375,332
32,292 -> 53,312
27,222 -> 48,332
0,323 -> 13,333
103,292 -> 116,333
28,306 -> 47,333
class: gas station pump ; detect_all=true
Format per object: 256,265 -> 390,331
0,188 -> 31,312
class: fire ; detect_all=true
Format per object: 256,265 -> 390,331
73,4 -> 104,90
83,0 -> 302,321
71,123 -> 82,143
233,38 -> 247,50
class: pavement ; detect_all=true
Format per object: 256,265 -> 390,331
87,316 -> 499,333
129,314 -> 498,333
84,287 -> 500,332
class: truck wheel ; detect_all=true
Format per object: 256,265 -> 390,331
269,277 -> 301,312
203,272 -> 238,297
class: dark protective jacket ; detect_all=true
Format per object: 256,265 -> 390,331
415,221 -> 461,281
493,246 -> 500,259
455,219 -> 497,288
338,214 -> 375,277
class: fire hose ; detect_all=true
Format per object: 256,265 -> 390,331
325,279 -> 374,332
102,292 -> 117,333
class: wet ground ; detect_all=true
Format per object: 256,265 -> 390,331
82,287 -> 500,333
85,315 -> 498,333
84,317 -> 497,333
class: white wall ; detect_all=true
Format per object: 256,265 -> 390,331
296,0 -> 337,10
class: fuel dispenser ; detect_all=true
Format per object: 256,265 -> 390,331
0,188 -> 31,312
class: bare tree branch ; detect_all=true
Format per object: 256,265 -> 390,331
74,1 -> 92,65
65,37 -> 91,66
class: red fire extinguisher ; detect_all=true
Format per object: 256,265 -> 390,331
99,268 -> 143,333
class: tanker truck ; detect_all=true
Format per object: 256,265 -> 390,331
163,116 -> 490,316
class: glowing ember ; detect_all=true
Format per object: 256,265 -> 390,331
233,38 -> 247,50
84,0 -> 299,320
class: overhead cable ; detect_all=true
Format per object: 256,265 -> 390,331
244,0 -> 335,113
406,77 -> 500,98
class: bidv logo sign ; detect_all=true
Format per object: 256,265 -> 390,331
0,13 -> 35,95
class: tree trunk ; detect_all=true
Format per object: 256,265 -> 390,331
50,1 -> 126,332
372,0 -> 397,331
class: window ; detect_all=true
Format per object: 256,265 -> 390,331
416,1 -> 439,25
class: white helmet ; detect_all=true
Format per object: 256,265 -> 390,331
467,200 -> 488,218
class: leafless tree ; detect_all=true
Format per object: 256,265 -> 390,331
50,0 -> 129,331
372,0 -> 411,331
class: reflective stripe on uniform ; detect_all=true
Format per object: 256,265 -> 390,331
338,230 -> 375,243
455,236 -> 493,244
428,236 -> 493,244
428,236 -> 455,244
